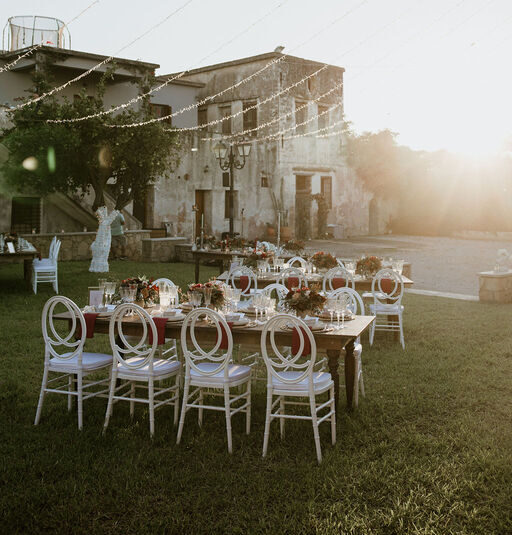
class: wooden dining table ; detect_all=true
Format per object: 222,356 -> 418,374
0,247 -> 38,281
218,270 -> 414,292
54,310 -> 375,411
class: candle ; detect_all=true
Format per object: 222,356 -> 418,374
277,212 -> 281,248
201,214 -> 204,230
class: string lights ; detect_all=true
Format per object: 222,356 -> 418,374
48,0 -> 370,125
0,1 -> 100,74
11,0 -> 194,110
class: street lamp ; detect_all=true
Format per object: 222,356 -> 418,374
212,140 -> 251,236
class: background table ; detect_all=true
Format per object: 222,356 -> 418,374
55,311 -> 374,410
0,249 -> 38,281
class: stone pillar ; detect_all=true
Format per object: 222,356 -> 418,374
478,271 -> 512,303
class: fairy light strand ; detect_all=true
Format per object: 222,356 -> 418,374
46,0 -> 291,124
49,0 -> 371,125
0,1 -> 100,74
12,0 -> 194,110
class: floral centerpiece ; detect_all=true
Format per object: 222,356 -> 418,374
284,239 -> 305,253
356,256 -> 382,278
310,251 -> 337,271
283,285 -> 326,317
230,236 -> 247,250
245,249 -> 274,268
187,280 -> 225,308
119,276 -> 159,307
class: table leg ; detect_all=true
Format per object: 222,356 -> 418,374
24,259 -> 32,282
218,260 -> 224,275
327,349 -> 340,412
195,257 -> 200,283
344,339 -> 356,409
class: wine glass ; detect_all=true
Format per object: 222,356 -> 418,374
337,294 -> 350,329
105,281 -> 116,305
204,287 -> 212,308
326,297 -> 337,328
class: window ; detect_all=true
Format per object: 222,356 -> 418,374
11,197 -> 41,233
321,176 -> 332,209
150,103 -> 172,125
222,172 -> 230,188
219,105 -> 232,135
295,100 -> 307,134
243,101 -> 257,136
224,190 -> 238,219
198,107 -> 207,128
317,104 -> 329,131
261,174 -> 269,188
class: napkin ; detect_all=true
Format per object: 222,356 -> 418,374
381,278 -> 393,295
287,277 -> 299,290
332,277 -> 346,289
292,327 -> 311,357
148,317 -> 168,345
75,313 -> 98,339
240,275 -> 250,292
218,322 -> 234,350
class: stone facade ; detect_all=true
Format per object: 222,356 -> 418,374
141,237 -> 188,262
146,52 -> 391,241
20,230 -> 150,261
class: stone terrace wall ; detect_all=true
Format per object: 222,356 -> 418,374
20,230 -> 150,261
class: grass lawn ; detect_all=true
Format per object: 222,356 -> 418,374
1,260 -> 511,534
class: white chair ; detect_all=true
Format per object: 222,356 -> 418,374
322,266 -> 355,293
34,296 -> 112,430
103,304 -> 181,437
287,256 -> 307,269
369,269 -> 405,350
228,265 -> 257,297
329,287 -> 366,403
153,277 -> 177,290
336,258 -> 345,268
260,314 -> 336,464
278,267 -> 306,290
261,282 -> 289,304
32,237 -> 61,294
177,308 -> 251,453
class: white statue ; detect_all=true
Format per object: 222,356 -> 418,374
89,206 -> 119,273
495,249 -> 512,273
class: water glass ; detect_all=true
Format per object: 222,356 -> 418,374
326,297 -> 337,327
105,281 -> 116,305
204,287 -> 212,307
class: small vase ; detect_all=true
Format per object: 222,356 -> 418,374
297,309 -> 312,318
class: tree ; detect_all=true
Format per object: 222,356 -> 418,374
0,60 -> 180,211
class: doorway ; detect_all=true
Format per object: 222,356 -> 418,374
295,175 -> 312,239
195,190 -> 205,239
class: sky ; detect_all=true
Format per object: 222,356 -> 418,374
1,0 -> 511,155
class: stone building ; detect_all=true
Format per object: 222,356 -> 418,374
146,51 -> 391,241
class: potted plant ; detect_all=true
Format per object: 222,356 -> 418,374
283,285 -> 326,318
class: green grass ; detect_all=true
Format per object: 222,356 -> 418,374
1,261 -> 511,534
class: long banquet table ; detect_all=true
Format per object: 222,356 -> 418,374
54,310 -> 375,411
0,247 -> 38,281
218,270 -> 414,292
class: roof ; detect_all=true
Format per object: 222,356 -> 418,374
0,45 -> 160,71
154,76 -> 205,88
161,51 -> 345,78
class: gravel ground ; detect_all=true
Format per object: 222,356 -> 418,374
305,235 -> 512,296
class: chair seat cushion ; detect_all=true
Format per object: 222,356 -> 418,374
117,357 -> 181,378
190,362 -> 251,384
49,352 -> 112,372
370,303 -> 404,314
271,371 -> 332,392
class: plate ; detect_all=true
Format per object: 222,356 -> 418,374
231,319 -> 249,327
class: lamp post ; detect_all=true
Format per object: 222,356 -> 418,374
212,140 -> 251,237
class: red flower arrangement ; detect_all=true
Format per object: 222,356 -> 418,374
187,280 -> 225,307
284,239 -> 305,253
119,276 -> 159,304
245,249 -> 274,268
283,285 -> 326,315
356,256 -> 382,277
310,251 -> 337,270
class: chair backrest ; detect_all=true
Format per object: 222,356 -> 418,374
180,308 -> 233,379
50,239 -> 61,263
277,267 -> 306,290
371,268 -> 404,306
261,283 -> 289,302
261,314 -> 316,386
228,265 -> 257,296
42,296 -> 86,363
153,278 -> 177,289
336,258 -> 345,268
328,287 -> 365,315
322,265 -> 355,293
48,236 -> 57,259
109,304 -> 157,372
288,256 -> 307,269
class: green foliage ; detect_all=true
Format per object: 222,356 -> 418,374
0,261 -> 511,534
1,62 -> 180,210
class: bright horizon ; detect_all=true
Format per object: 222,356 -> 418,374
1,0 -> 511,155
